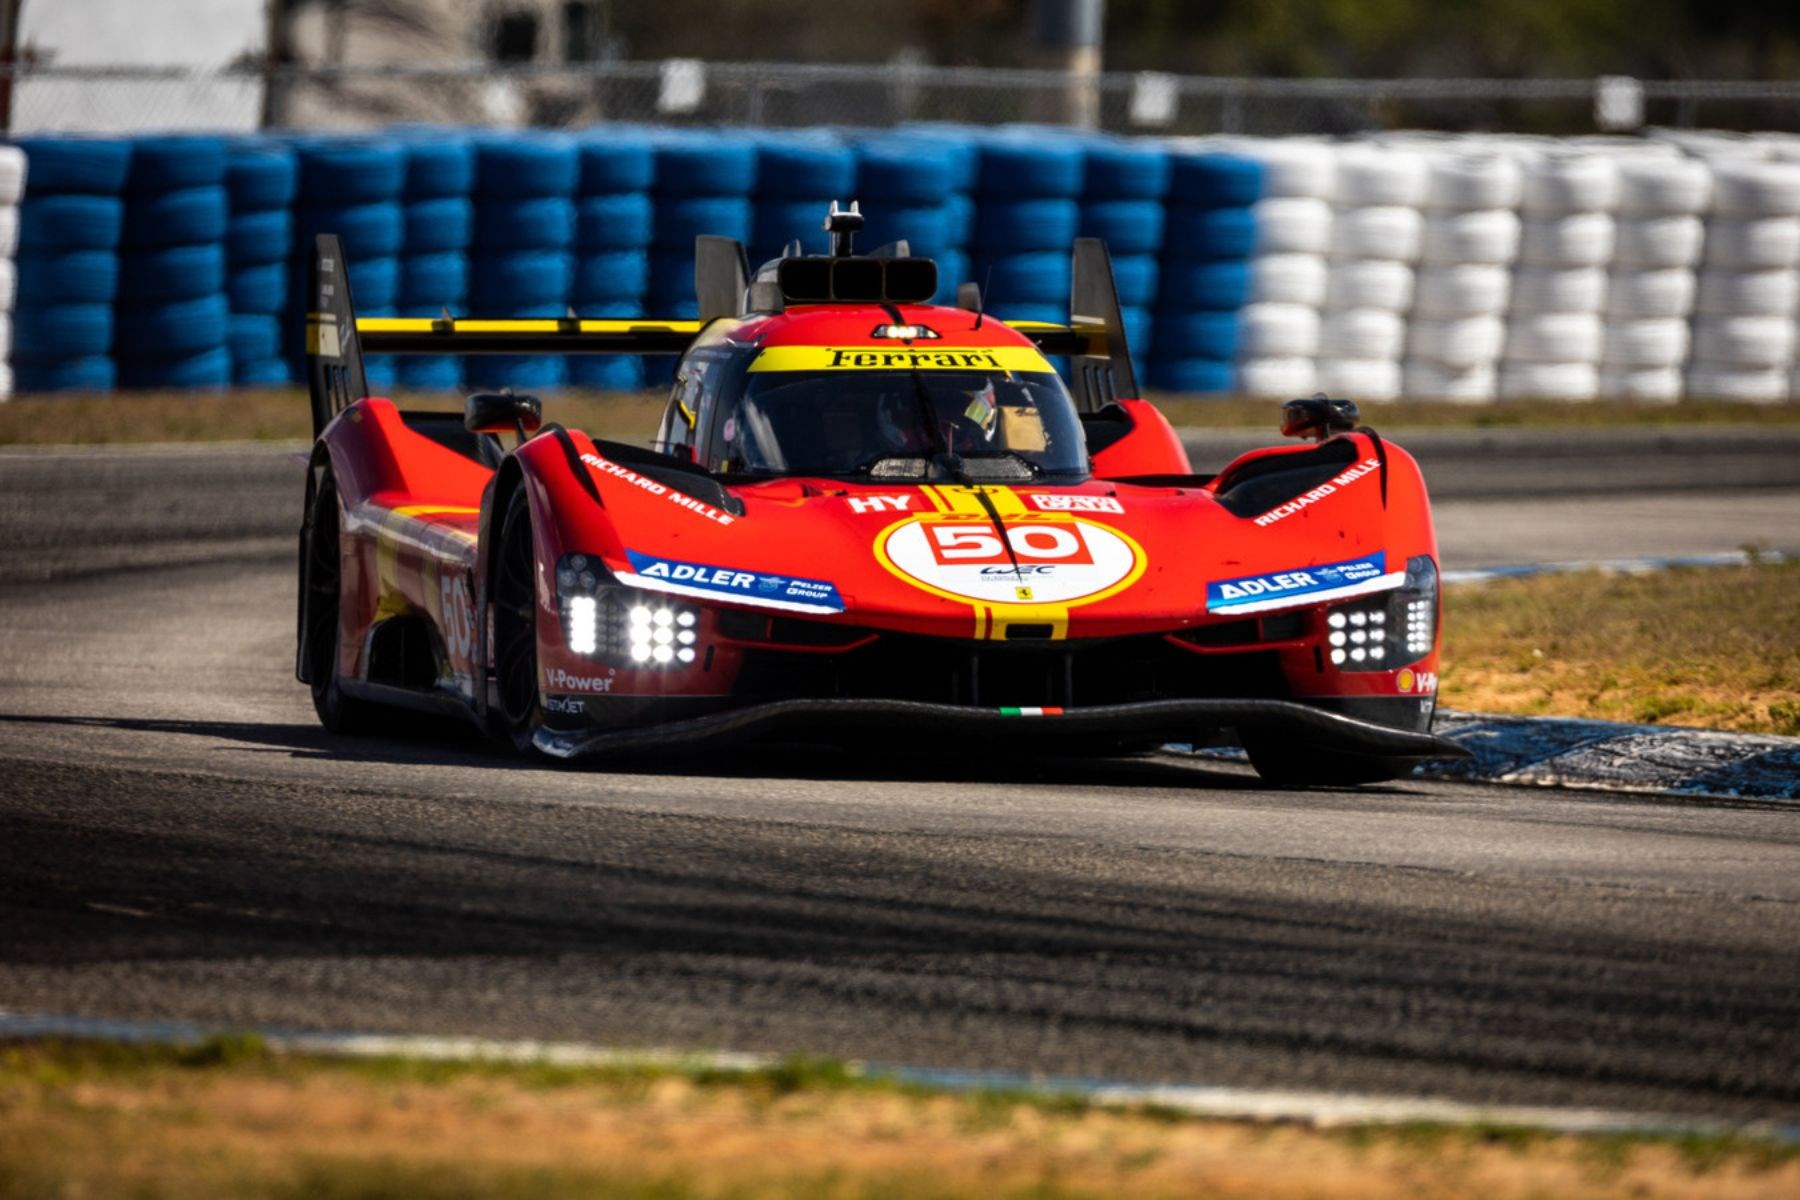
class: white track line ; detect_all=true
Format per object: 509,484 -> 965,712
1,1011 -> 1789,1142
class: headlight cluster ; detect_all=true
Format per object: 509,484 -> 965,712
1325,555 -> 1438,672
556,555 -> 701,669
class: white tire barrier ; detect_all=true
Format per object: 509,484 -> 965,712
1694,268 -> 1800,318
1317,356 -> 1402,401
1421,209 -> 1520,265
1686,362 -> 1789,403
1521,154 -> 1620,215
1615,157 -> 1711,216
1325,258 -> 1413,311
1605,267 -> 1696,318
1602,318 -> 1691,368
1518,212 -> 1616,267
1413,263 -> 1510,318
1510,265 -> 1607,313
0,259 -> 13,312
1248,253 -> 1328,307
1328,204 -> 1422,260
0,206 -> 16,259
0,147 -> 24,207
1320,307 -> 1406,361
1241,140 -> 1337,200
1402,358 -> 1497,403
1235,355 -> 1317,397
1700,217 -> 1800,271
1251,197 -> 1332,255
1612,215 -> 1705,269
1691,315 -> 1795,369
1599,365 -> 1684,403
1503,312 -> 1604,363
1424,153 -> 1522,212
1706,160 -> 1800,218
1334,146 -> 1426,208
1499,360 -> 1600,401
1408,316 -> 1506,367
1238,302 -> 1320,357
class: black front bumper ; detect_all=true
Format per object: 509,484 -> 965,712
532,696 -> 1471,762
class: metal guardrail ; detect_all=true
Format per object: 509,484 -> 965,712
5,61 -> 1800,135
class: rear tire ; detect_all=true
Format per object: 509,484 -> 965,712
302,467 -> 384,735
491,486 -> 542,752
1240,732 -> 1407,787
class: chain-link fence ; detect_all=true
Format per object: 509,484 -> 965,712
6,61 -> 1800,138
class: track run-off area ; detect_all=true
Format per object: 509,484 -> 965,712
1,426 -> 1798,1125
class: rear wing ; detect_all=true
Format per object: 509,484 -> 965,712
305,232 -> 1138,438
305,234 -> 701,438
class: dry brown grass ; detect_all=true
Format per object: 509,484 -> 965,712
4,386 -> 1799,447
0,1041 -> 1793,1200
1441,561 -> 1800,735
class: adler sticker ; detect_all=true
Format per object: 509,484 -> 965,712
877,515 -> 1144,606
1207,552 -> 1402,615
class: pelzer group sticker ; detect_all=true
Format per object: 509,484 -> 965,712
876,514 -> 1144,606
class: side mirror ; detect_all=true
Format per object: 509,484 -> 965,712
1280,394 -> 1360,442
465,390 -> 542,437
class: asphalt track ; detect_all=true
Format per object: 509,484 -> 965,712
1,433 -> 1798,1123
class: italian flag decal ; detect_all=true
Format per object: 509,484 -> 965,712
998,706 -> 1064,717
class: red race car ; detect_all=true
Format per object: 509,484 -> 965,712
297,206 -> 1465,784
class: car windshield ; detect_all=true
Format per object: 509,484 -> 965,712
709,369 -> 1088,481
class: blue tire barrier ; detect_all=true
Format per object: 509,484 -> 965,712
578,135 -> 654,195
1150,355 -> 1235,394
575,192 -> 653,250
296,202 -> 405,257
120,184 -> 229,249
15,303 -> 113,358
1082,141 -> 1170,201
465,353 -> 567,390
403,198 -> 474,252
1110,253 -> 1160,308
1169,153 -> 1264,209
363,357 -> 397,392
115,293 -> 229,355
19,195 -> 125,250
642,356 -> 677,388
855,141 -> 954,203
117,242 -> 226,303
754,135 -> 854,198
396,356 -> 463,391
653,194 -> 752,250
977,139 -> 1084,198
233,357 -> 291,386
568,354 -> 645,391
469,249 -> 573,309
975,198 -> 1080,253
651,133 -> 757,196
753,200 -> 833,259
11,136 -> 132,194
572,250 -> 650,304
228,261 -> 288,313
399,252 -> 469,306
1158,256 -> 1252,309
473,196 -> 576,251
648,249 -> 698,299
226,144 -> 298,210
16,251 -> 119,304
125,135 -> 227,192
14,354 -> 117,392
1080,198 -> 1166,255
401,136 -> 474,199
226,209 -> 292,263
932,249 -> 970,303
1165,204 -> 1258,260
642,290 -> 700,321
474,133 -> 579,199
976,252 -> 1069,305
1152,308 -> 1243,360
346,255 -> 400,311
227,313 -> 282,362
1119,304 -> 1152,361
890,130 -> 978,192
943,192 -> 975,246
862,203 -> 950,257
295,138 -> 406,205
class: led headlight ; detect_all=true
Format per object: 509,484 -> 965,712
557,555 -> 704,671
1323,555 -> 1438,673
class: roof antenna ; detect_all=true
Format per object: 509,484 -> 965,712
974,262 -> 992,330
823,200 -> 864,257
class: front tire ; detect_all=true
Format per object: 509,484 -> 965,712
302,466 -> 383,734
491,486 -> 542,752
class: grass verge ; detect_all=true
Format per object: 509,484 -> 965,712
4,388 -> 1800,447
1441,559 -> 1800,735
0,1037 -> 1794,1200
